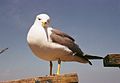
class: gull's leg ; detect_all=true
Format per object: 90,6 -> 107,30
57,59 -> 61,75
50,61 -> 53,75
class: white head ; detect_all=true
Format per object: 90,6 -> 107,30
35,14 -> 50,28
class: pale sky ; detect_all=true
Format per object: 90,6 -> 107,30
0,0 -> 120,83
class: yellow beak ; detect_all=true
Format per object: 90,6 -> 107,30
42,20 -> 47,28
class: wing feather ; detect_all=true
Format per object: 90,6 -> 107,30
50,29 -> 83,55
51,29 -> 75,41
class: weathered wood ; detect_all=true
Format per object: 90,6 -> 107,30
103,54 -> 120,67
0,73 -> 79,83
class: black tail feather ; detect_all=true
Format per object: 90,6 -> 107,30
88,60 -> 92,65
80,55 -> 92,65
85,54 -> 103,59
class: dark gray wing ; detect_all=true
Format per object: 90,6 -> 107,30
50,29 -> 83,55
51,29 -> 75,41
50,29 -> 92,65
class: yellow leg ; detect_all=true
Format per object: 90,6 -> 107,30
57,59 -> 61,75
50,61 -> 53,75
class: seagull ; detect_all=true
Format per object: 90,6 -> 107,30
27,14 -> 103,75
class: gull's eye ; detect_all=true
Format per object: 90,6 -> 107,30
47,19 -> 50,23
38,18 -> 41,20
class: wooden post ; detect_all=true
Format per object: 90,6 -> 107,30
0,73 -> 79,83
103,54 -> 120,68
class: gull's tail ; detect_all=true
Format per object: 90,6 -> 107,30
85,54 -> 103,59
75,53 -> 103,65
84,54 -> 103,65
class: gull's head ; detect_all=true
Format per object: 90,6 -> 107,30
36,14 -> 50,28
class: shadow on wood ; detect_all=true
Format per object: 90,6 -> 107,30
0,73 -> 79,83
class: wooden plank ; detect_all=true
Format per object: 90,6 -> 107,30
103,54 -> 120,67
0,73 -> 79,83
